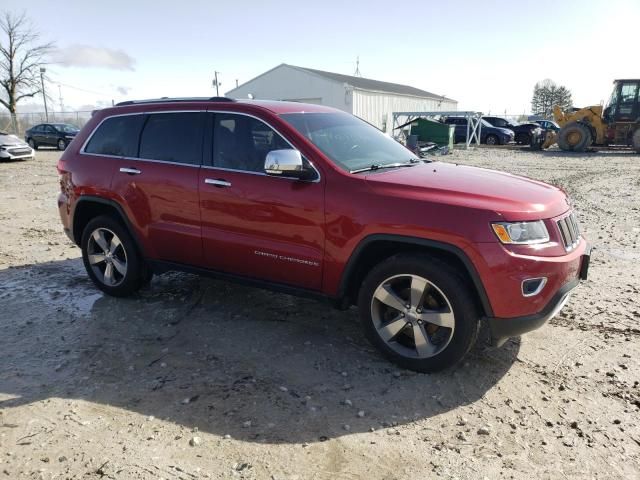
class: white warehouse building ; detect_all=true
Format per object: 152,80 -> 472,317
225,64 -> 457,132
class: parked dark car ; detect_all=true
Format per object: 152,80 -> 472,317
443,117 -> 514,145
25,123 -> 80,151
483,116 -> 541,145
534,120 -> 560,132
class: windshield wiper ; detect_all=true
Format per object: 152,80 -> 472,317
350,160 -> 419,174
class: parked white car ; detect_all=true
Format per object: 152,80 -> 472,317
0,132 -> 35,161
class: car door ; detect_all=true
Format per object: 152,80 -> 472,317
614,81 -> 639,122
449,118 -> 466,143
109,111 -> 205,266
43,125 -> 58,146
32,125 -> 46,145
199,111 -> 325,290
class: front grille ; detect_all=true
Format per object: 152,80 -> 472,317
8,147 -> 31,155
556,212 -> 581,251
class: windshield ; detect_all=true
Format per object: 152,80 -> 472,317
53,124 -> 79,133
280,112 -> 418,172
481,119 -> 497,128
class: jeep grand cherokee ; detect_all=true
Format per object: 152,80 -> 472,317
57,97 -> 590,372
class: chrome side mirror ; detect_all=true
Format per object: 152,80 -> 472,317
264,149 -> 308,179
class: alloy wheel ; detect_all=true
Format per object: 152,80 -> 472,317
87,228 -> 128,287
58,139 -> 66,150
370,274 -> 455,359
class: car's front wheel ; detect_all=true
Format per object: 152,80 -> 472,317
485,134 -> 499,146
27,138 -> 37,150
358,254 -> 480,372
81,215 -> 146,297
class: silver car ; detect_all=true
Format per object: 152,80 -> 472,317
0,132 -> 35,161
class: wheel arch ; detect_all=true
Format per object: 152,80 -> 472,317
337,234 -> 493,317
73,196 -> 143,254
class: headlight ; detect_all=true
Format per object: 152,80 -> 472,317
492,220 -> 549,244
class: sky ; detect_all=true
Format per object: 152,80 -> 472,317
3,0 -> 639,114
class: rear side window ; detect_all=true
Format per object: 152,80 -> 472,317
139,112 -> 204,165
84,115 -> 144,157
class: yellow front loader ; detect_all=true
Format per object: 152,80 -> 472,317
531,79 -> 640,153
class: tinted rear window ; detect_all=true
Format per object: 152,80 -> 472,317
84,115 -> 144,157
139,112 -> 204,165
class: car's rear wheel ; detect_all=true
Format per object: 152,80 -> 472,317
27,138 -> 37,150
81,215 -> 146,297
485,134 -> 499,146
57,138 -> 67,151
358,254 -> 480,372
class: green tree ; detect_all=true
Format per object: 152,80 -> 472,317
531,79 -> 573,118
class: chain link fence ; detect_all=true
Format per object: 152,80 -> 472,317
0,111 -> 93,136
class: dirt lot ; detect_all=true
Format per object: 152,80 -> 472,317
1,147 -> 639,480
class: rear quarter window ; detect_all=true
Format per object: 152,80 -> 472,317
84,115 -> 144,157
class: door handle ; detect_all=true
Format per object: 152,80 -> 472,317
204,178 -> 231,188
120,167 -> 141,175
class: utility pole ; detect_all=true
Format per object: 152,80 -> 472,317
40,67 -> 49,122
235,79 -> 239,88
58,84 -> 64,113
213,71 -> 220,96
354,56 -> 361,77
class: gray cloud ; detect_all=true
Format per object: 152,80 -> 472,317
115,85 -> 131,95
53,45 -> 136,71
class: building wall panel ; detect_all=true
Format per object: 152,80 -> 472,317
352,89 -> 457,131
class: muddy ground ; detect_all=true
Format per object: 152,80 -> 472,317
0,147 -> 639,480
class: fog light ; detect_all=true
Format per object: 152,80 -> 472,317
522,277 -> 547,297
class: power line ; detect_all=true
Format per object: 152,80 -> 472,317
55,81 -> 111,97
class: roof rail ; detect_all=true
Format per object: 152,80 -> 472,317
115,97 -> 236,107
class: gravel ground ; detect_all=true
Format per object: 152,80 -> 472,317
0,147 -> 639,479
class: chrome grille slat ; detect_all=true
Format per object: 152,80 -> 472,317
556,212 -> 580,251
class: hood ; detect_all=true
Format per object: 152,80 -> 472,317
364,162 -> 570,220
496,127 -> 514,136
0,134 -> 26,146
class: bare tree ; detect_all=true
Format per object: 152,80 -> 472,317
0,11 -> 54,133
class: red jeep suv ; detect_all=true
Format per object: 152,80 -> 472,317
57,98 -> 590,372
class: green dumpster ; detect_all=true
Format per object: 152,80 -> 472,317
409,118 -> 454,150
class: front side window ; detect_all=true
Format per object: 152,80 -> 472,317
620,82 -> 639,103
53,124 -> 80,134
281,112 -> 417,172
213,113 -> 291,173
84,115 -> 144,157
139,112 -> 204,165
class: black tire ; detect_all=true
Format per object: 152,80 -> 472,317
557,122 -> 592,152
632,129 -> 640,154
57,138 -> 67,151
358,253 -> 480,373
27,138 -> 38,150
516,132 -> 531,145
81,215 -> 145,297
485,134 -> 499,146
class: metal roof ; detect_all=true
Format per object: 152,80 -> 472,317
289,64 -> 455,102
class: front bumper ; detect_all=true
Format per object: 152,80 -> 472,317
0,146 -> 34,160
487,244 -> 590,346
